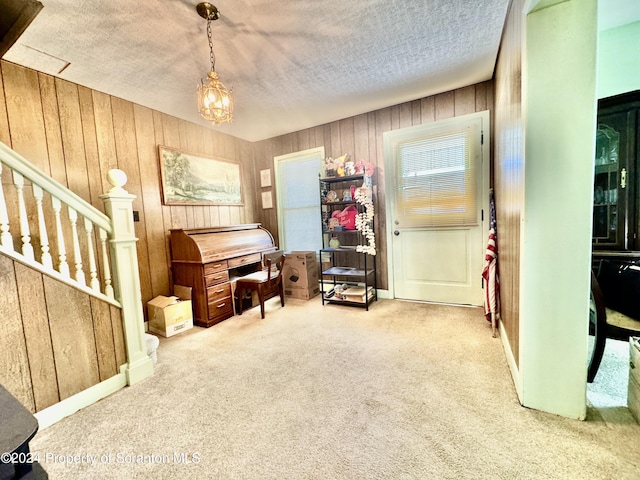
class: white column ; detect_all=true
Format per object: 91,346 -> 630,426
520,0 -> 597,419
100,169 -> 153,385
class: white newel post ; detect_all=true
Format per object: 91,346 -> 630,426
100,169 -> 153,385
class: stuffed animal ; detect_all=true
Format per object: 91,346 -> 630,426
354,159 -> 376,177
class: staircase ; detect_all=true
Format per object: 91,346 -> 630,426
0,141 -> 153,428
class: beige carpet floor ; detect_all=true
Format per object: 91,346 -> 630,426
30,297 -> 640,479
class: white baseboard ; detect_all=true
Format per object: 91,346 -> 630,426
35,373 -> 127,430
500,320 -> 523,402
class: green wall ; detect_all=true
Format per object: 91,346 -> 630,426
598,20 -> 640,98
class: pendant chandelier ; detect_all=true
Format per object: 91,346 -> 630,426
196,2 -> 233,124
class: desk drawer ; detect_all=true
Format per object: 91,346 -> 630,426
205,270 -> 229,287
207,283 -> 231,303
208,296 -> 234,320
228,253 -> 261,269
204,261 -> 228,276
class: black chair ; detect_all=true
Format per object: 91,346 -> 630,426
588,261 -> 640,383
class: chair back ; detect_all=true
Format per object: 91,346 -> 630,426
264,251 -> 285,285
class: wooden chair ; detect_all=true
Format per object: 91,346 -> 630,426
235,251 -> 285,319
588,268 -> 640,383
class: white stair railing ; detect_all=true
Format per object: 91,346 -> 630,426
0,141 -> 115,302
0,140 -> 153,386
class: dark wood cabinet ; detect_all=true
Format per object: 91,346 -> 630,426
593,91 -> 640,257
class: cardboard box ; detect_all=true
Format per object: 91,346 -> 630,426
285,285 -> 320,300
629,337 -> 640,423
341,286 -> 374,303
284,251 -> 319,290
285,251 -> 317,265
147,289 -> 193,338
173,285 -> 192,302
284,263 -> 319,290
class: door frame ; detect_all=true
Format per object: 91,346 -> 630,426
383,110 -> 491,302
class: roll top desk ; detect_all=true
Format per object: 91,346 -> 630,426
169,224 -> 276,327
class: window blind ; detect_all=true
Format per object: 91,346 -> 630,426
395,127 -> 477,228
275,150 -> 323,252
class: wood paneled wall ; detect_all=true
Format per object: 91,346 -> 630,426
0,60 -> 255,306
493,0 -> 525,365
0,255 -> 125,413
251,81 -> 494,291
0,59 -> 257,411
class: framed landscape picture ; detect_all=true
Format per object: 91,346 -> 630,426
158,146 -> 244,206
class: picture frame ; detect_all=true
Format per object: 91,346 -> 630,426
260,169 -> 272,188
261,191 -> 273,209
158,146 -> 244,206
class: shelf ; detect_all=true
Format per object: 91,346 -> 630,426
322,296 -> 376,308
319,172 -> 376,310
322,286 -> 377,307
322,200 -> 357,206
593,250 -> 640,258
594,163 -> 618,174
322,230 -> 358,235
322,266 -> 374,276
320,174 -> 365,184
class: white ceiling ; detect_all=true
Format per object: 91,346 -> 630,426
4,0 -> 639,143
598,0 -> 640,30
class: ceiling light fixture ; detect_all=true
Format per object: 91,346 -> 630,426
196,2 -> 233,124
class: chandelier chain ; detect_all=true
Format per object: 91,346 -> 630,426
207,19 -> 216,72
196,2 -> 232,124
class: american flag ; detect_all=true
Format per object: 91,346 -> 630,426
482,189 -> 500,337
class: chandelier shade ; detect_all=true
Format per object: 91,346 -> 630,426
196,2 -> 233,124
197,71 -> 233,123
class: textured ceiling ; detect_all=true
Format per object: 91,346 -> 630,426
5,1 -> 639,142
4,1 -> 507,141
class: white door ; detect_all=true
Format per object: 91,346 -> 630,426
384,112 -> 489,306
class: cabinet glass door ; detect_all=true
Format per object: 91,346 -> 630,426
592,112 -> 629,249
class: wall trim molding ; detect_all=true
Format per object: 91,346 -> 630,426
500,319 -> 522,401
34,373 -> 127,430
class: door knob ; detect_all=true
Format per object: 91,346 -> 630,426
394,230 -> 400,236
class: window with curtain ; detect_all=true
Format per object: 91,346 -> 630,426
394,126 -> 477,228
274,147 -> 324,252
